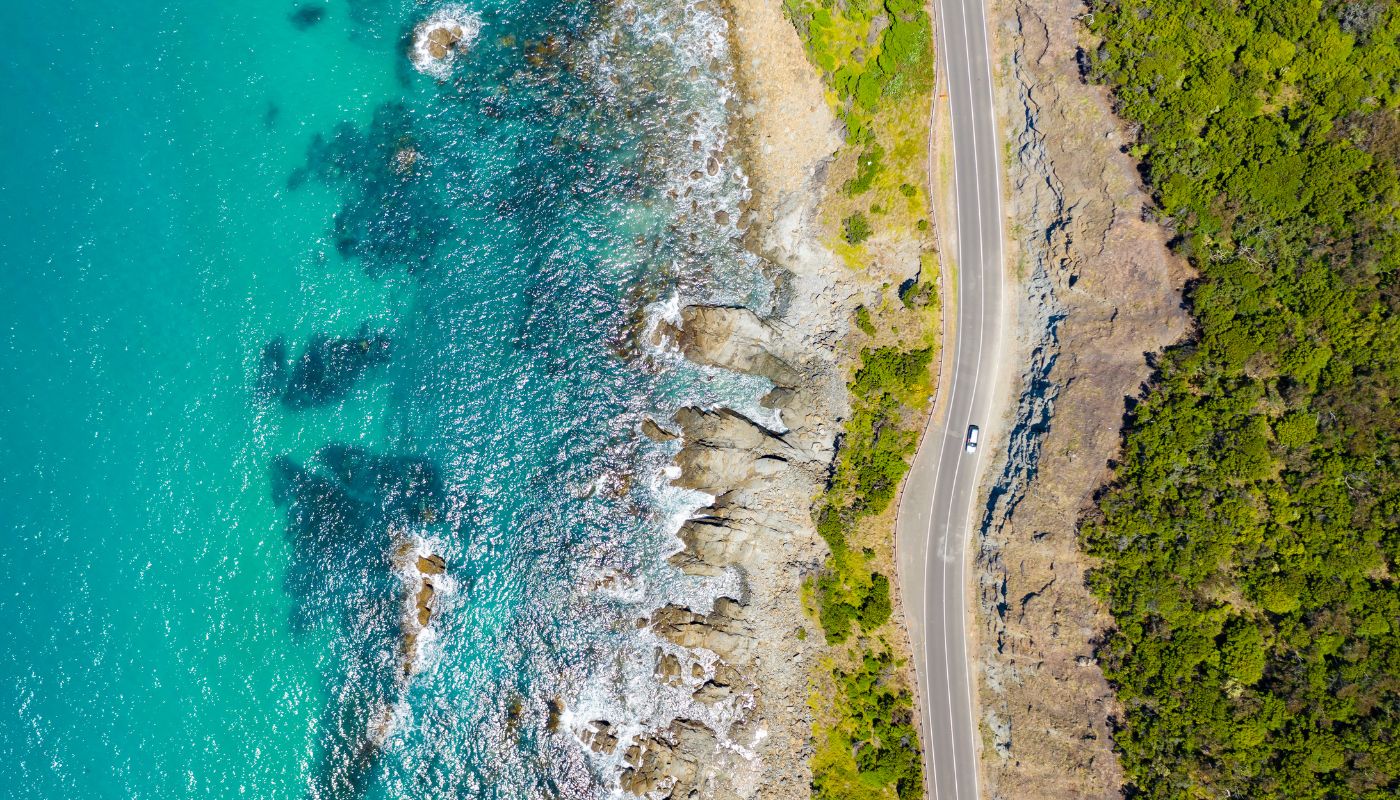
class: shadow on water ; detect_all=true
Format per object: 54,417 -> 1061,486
270,446 -> 450,799
288,103 -> 451,280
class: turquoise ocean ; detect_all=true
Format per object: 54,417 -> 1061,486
0,0 -> 773,796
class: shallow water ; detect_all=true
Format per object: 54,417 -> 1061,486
0,1 -> 766,796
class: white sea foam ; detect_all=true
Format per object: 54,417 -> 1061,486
548,0 -> 784,792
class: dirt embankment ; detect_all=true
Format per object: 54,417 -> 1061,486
974,1 -> 1189,797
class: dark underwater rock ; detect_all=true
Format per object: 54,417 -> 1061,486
288,4 -> 326,31
289,103 -> 451,279
281,325 -> 391,410
255,336 -> 288,402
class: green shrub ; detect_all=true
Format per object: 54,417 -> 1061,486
899,279 -> 934,308
859,573 -> 893,629
786,0 -> 933,141
851,345 -> 933,399
845,143 -> 885,195
855,304 -> 877,335
843,211 -> 873,244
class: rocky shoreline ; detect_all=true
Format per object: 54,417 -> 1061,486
572,1 -> 891,796
545,0 -> 948,794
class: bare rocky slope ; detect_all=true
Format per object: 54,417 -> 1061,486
972,1 -> 1189,797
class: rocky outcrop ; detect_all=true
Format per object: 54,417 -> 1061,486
579,1 -> 903,797
650,598 -> 755,663
628,237 -> 854,799
668,496 -> 759,576
641,417 -> 679,442
619,719 -> 729,799
973,2 -> 1189,797
666,305 -> 802,387
670,407 -> 799,495
409,7 -> 481,78
397,543 -> 448,678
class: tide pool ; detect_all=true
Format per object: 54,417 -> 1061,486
0,0 -> 765,796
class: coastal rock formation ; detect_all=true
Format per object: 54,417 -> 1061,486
641,417 -> 679,442
670,407 -> 799,495
973,2 -> 1189,797
619,719 -> 729,799
667,495 -> 764,576
409,7 -> 481,78
396,542 -> 449,678
666,305 -> 802,388
650,598 -> 754,663
600,0 -> 912,797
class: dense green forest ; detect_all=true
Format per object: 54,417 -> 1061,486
1084,1 -> 1400,797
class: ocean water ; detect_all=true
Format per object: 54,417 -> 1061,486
0,1 -> 772,797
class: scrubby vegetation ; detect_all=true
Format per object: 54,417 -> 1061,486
811,342 -> 932,644
785,0 -> 935,259
810,650 -> 924,800
805,283 -> 937,800
844,210 -> 874,244
783,0 -> 934,141
1084,2 -> 1400,797
782,3 -> 940,797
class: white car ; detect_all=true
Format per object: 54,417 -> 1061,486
965,425 -> 979,454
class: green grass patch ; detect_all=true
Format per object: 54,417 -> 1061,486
783,4 -> 941,797
845,143 -> 887,195
787,0 -> 935,259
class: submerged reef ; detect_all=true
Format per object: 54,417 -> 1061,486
288,103 -> 451,279
288,4 -> 326,31
255,325 -> 391,410
283,326 -> 392,410
271,445 -> 455,799
255,336 -> 289,402
270,445 -> 443,628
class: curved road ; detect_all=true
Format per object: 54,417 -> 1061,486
896,1 -> 1006,799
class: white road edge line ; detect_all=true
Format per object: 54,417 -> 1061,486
919,0 -> 1005,798
964,4 -> 1006,800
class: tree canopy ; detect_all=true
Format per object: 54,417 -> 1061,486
1085,1 -> 1400,797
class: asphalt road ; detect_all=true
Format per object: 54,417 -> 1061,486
895,0 -> 1006,798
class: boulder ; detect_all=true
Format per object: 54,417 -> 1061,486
650,598 -> 753,662
641,417 -> 679,442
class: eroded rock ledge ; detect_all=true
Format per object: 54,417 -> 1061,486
614,286 -> 849,799
663,305 -> 803,388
